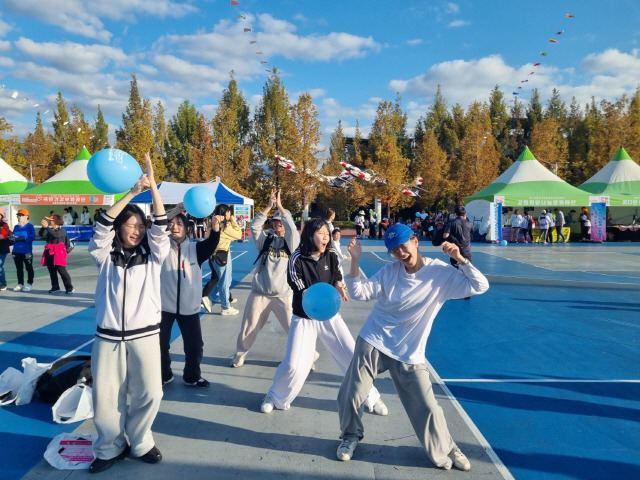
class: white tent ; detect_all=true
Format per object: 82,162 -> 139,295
129,181 -> 254,206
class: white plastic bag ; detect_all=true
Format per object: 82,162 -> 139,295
52,383 -> 94,424
0,367 -> 23,405
16,357 -> 52,405
44,432 -> 96,470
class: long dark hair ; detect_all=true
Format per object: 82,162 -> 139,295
299,218 -> 330,256
214,204 -> 232,229
113,204 -> 149,250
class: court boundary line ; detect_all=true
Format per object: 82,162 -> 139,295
442,378 -> 640,383
427,362 -> 516,480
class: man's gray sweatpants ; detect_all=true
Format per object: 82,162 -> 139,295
337,336 -> 456,469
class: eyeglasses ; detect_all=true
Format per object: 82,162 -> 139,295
122,224 -> 147,232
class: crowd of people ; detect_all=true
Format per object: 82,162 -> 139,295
6,172 -> 614,474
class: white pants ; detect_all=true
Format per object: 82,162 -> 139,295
267,314 -> 381,410
92,335 -> 163,459
234,292 -> 292,364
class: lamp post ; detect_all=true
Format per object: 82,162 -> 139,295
540,161 -> 569,176
16,163 -> 45,183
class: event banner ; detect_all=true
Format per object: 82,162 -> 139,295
489,202 -> 503,241
18,194 -> 113,205
590,202 -> 606,242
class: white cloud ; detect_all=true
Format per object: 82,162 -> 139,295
446,2 -> 460,14
14,38 -> 129,74
0,17 -> 12,37
0,40 -> 10,52
0,0 -> 198,42
448,19 -> 470,28
407,39 -> 423,46
581,48 -> 640,77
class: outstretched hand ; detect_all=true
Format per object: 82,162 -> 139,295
347,237 -> 362,261
441,241 -> 465,263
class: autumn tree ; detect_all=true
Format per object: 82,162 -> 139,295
151,101 -> 168,179
315,120 -> 352,219
22,113 -> 55,183
413,125 -> 451,211
164,100 -> 199,182
188,114 -> 215,183
367,98 -> 412,218
253,69 -> 296,197
529,118 -> 569,178
51,92 -> 76,173
116,75 -> 157,174
90,106 -> 109,153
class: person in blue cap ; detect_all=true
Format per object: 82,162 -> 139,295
336,223 -> 489,471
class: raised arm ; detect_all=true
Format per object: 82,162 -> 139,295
347,237 -> 362,278
105,153 -> 154,219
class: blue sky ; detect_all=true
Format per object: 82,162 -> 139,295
1,0 -> 640,154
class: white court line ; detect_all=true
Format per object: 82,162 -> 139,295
356,266 -> 514,480
369,251 -> 392,263
442,378 -> 640,383
427,362 -> 516,480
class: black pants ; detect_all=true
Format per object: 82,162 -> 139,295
43,251 -> 72,291
12,253 -> 34,285
159,311 -> 204,384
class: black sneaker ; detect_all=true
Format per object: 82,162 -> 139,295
183,377 -> 210,389
48,287 -> 61,294
65,288 -> 75,294
162,375 -> 174,387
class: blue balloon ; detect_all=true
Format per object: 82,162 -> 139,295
416,211 -> 422,218
302,282 -> 341,321
501,239 -> 508,246
183,186 -> 216,219
87,148 -> 143,194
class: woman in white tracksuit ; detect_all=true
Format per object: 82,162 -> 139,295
260,218 -> 387,416
88,154 -> 170,474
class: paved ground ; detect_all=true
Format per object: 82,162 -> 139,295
1,238 -> 639,480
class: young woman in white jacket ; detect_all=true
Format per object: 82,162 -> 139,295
88,154 -> 170,474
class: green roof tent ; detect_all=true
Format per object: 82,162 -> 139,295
579,147 -> 640,206
464,147 -> 592,241
465,146 -> 591,206
8,147 -> 119,227
0,156 -> 32,195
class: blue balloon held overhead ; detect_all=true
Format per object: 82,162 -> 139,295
302,282 -> 341,321
415,211 -> 422,218
501,239 -> 508,246
183,186 -> 216,219
87,148 -> 143,194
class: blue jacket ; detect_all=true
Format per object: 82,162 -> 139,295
12,223 -> 36,254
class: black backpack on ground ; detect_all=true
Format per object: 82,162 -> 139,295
35,355 -> 92,403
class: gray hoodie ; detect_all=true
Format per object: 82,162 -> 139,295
249,210 -> 300,297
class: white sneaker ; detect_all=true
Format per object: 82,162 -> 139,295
310,351 -> 320,371
450,447 -> 471,471
230,355 -> 244,368
221,307 -> 239,316
260,395 -> 274,413
229,297 -> 238,304
201,297 -> 212,313
372,399 -> 388,416
21,284 -> 32,292
13,284 -> 23,291
336,439 -> 358,461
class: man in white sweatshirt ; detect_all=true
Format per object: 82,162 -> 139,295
336,223 -> 489,471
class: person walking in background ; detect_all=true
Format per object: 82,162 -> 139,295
520,211 -> 529,243
80,206 -> 91,225
580,207 -> 591,242
354,210 -> 365,239
509,209 -> 523,243
87,153 -> 169,473
0,207 -> 10,291
62,208 -> 73,226
67,206 -> 78,225
11,208 -> 36,292
554,208 -> 566,243
159,204 -> 221,389
546,210 -> 556,243
260,218 -> 388,417
336,224 -> 489,469
537,210 -> 549,244
332,228 -> 350,270
39,214 -> 74,294
230,189 -> 300,368
443,206 -> 473,267
208,203 -> 242,316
